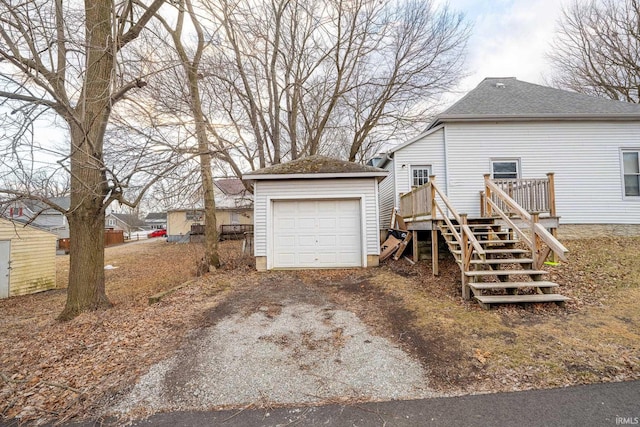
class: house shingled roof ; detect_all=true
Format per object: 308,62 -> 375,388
215,178 -> 247,195
145,212 -> 167,220
109,213 -> 145,227
430,77 -> 640,128
244,155 -> 386,177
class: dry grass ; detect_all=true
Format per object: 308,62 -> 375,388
1,236 -> 639,424
372,237 -> 640,393
0,240 -> 250,424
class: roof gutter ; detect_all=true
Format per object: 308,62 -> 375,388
243,171 -> 389,182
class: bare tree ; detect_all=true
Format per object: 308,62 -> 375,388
0,0 -> 172,319
548,0 -> 640,103
151,0 -> 221,270
198,0 -> 469,168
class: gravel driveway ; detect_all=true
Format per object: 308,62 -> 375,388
112,274 -> 438,417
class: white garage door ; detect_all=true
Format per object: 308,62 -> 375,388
272,199 -> 362,268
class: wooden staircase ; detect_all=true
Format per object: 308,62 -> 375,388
438,217 -> 569,309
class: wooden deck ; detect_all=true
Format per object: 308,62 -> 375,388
394,174 -> 569,309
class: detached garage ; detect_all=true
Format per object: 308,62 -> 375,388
0,218 -> 56,298
243,155 -> 387,271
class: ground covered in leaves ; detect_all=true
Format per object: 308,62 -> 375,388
1,236 -> 639,425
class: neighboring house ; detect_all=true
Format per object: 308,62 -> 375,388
378,77 -> 640,228
144,212 -> 167,230
243,155 -> 387,271
0,218 -> 56,299
166,178 -> 254,242
4,197 -> 70,238
105,213 -> 146,237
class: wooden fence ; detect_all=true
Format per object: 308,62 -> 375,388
58,229 -> 124,252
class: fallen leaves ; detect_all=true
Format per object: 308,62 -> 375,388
1,236 -> 640,425
474,348 -> 491,364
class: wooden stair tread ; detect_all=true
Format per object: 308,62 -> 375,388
481,248 -> 529,254
465,269 -> 548,277
475,294 -> 570,304
469,258 -> 533,264
447,239 -> 519,245
469,281 -> 559,290
451,248 -> 528,255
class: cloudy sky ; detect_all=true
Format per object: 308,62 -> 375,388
441,0 -> 583,99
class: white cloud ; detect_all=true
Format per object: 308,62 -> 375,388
438,0 -> 588,99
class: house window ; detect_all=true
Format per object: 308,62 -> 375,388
410,165 -> 431,187
107,218 -> 116,227
623,150 -> 640,197
230,212 -> 240,224
491,159 -> 520,179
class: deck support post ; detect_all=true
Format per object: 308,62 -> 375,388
460,213 -> 471,300
547,173 -> 558,262
431,229 -> 438,276
413,230 -> 419,263
532,212 -> 540,268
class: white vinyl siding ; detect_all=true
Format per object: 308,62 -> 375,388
394,128 -> 446,201
445,121 -> 640,223
253,178 -> 380,263
0,219 -> 56,297
378,159 -> 396,228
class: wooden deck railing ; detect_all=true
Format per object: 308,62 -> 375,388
399,182 -> 431,219
482,173 -> 556,216
483,175 -> 567,268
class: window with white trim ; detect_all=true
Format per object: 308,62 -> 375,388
623,150 -> 640,197
491,159 -> 520,179
410,165 -> 431,187
107,218 -> 116,227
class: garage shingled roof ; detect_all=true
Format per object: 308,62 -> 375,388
243,155 -> 387,180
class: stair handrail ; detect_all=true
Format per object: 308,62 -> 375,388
430,177 -> 486,261
484,176 -> 568,266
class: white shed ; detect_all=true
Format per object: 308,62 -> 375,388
243,155 -> 388,271
0,218 -> 57,298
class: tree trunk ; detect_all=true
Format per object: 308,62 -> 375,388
59,0 -> 114,320
60,208 -> 111,320
187,66 -> 220,270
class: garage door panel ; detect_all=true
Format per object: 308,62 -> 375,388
318,217 -> 337,230
317,235 -> 336,247
278,236 -> 296,247
272,199 -> 361,268
337,215 -> 359,229
298,218 -> 316,228
276,217 -> 296,228
298,235 -> 317,247
298,252 -> 317,264
318,252 -> 337,264
298,202 -> 317,214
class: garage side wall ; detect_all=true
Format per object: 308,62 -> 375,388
0,220 -> 56,297
253,178 -> 380,265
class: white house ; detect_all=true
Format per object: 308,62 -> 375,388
243,155 -> 387,271
165,178 -> 254,243
378,77 -> 640,228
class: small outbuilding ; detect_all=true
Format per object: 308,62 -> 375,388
243,155 -> 388,271
0,218 -> 57,298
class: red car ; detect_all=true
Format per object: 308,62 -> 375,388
148,229 -> 167,238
